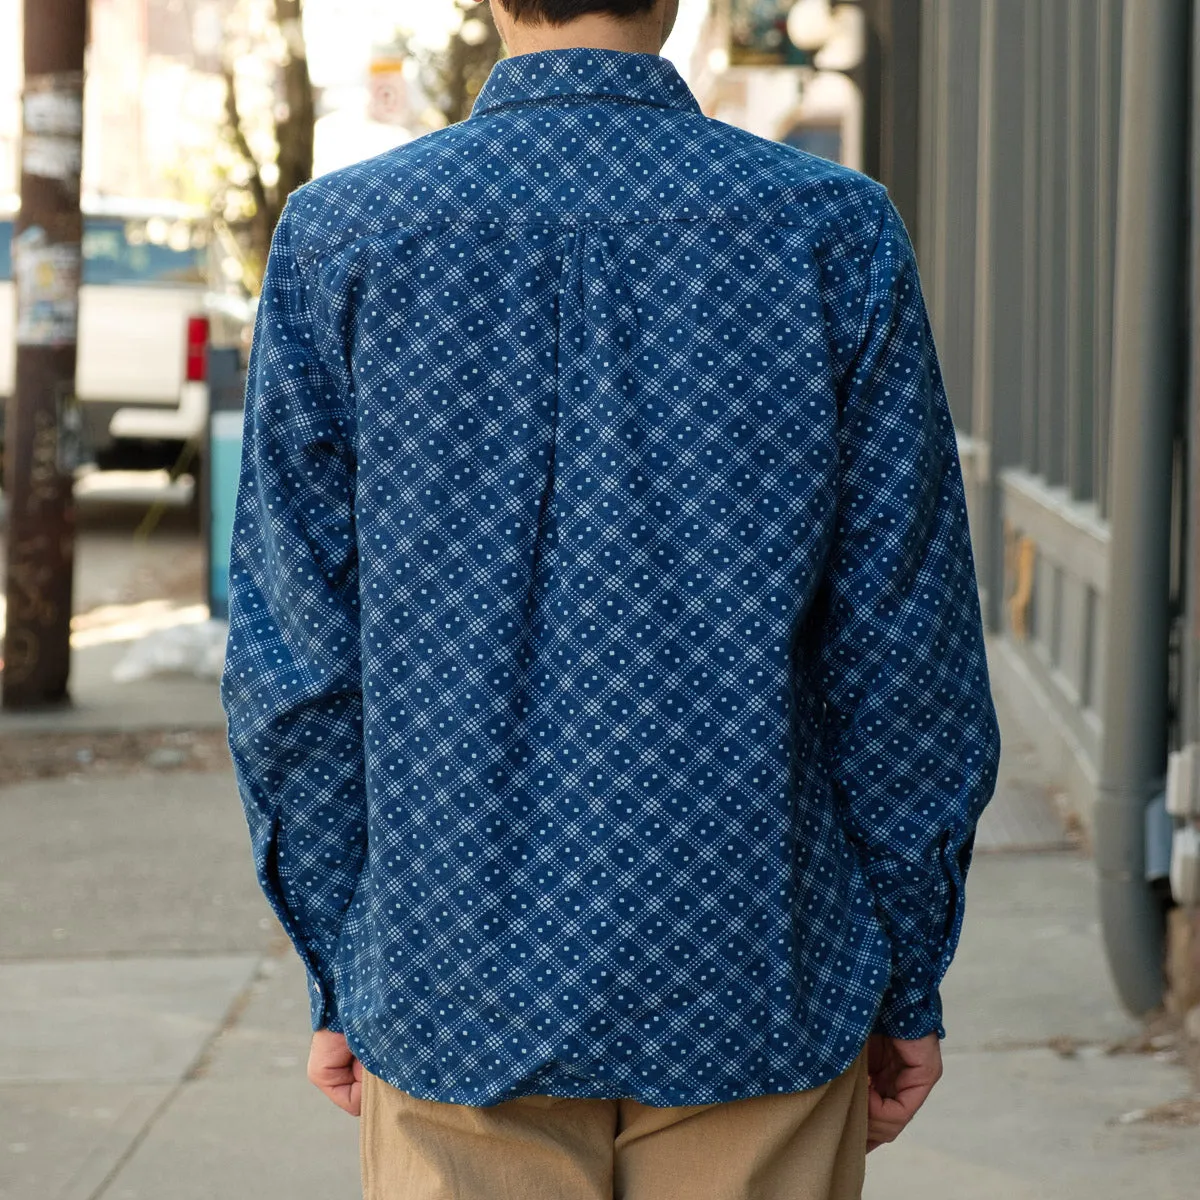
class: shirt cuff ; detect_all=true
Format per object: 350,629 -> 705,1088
307,966 -> 342,1034
872,981 -> 945,1040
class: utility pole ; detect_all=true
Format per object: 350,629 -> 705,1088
2,0 -> 88,709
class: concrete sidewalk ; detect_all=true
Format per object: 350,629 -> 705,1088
0,768 -> 360,1200
1,688 -> 1197,1199
864,853 -> 1199,1199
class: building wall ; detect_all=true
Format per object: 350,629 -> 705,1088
917,0 -> 1130,843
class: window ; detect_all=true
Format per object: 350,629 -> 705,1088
82,218 -> 207,286
0,216 -> 207,286
781,120 -> 844,165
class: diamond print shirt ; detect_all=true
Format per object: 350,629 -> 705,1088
221,46 -> 1001,1108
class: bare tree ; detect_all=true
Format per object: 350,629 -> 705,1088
219,0 -> 503,289
222,0 -> 315,286
402,2 -> 503,129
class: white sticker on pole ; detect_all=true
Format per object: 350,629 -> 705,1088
22,74 -> 84,185
15,226 -> 81,348
23,136 -> 83,183
24,86 -> 84,136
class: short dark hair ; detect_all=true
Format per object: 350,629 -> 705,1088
494,0 -> 659,27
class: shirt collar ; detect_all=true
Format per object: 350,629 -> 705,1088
469,46 -> 702,119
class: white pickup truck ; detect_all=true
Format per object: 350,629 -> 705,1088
0,196 -> 229,470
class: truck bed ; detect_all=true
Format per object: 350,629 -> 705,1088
0,280 -> 206,407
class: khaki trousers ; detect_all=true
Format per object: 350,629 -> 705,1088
360,1045 -> 869,1200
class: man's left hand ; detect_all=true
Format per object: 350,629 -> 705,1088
308,1029 -> 363,1116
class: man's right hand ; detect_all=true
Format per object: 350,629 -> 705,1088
865,1032 -> 943,1152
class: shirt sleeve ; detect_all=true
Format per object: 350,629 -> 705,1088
808,196 -> 1002,1040
220,199 -> 365,1034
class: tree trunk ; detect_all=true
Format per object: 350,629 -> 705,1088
274,0 -> 315,210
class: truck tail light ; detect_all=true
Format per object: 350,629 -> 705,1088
185,315 -> 211,383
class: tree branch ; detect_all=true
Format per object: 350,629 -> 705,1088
222,64 -> 271,227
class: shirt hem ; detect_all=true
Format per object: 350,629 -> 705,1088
341,1020 -> 872,1110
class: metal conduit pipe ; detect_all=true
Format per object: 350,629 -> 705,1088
1095,0 -> 1189,1016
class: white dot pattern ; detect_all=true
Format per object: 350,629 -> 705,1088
221,47 -> 1001,1108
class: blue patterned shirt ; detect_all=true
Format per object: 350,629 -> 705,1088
221,46 -> 1001,1108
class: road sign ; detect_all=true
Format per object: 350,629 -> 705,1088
368,53 -> 408,126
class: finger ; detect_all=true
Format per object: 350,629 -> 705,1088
319,1083 -> 344,1113
893,1035 -> 941,1068
867,1089 -> 909,1121
342,1076 -> 362,1117
868,1080 -> 936,1153
867,1102 -> 907,1133
308,1066 -> 352,1089
311,1045 -> 356,1072
872,1070 -> 937,1118
891,1051 -> 943,1095
869,1064 -> 902,1101
318,1077 -> 361,1116
868,1089 -> 918,1147
309,1065 -> 355,1094
889,1077 -> 938,1120
867,1115 -> 905,1146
